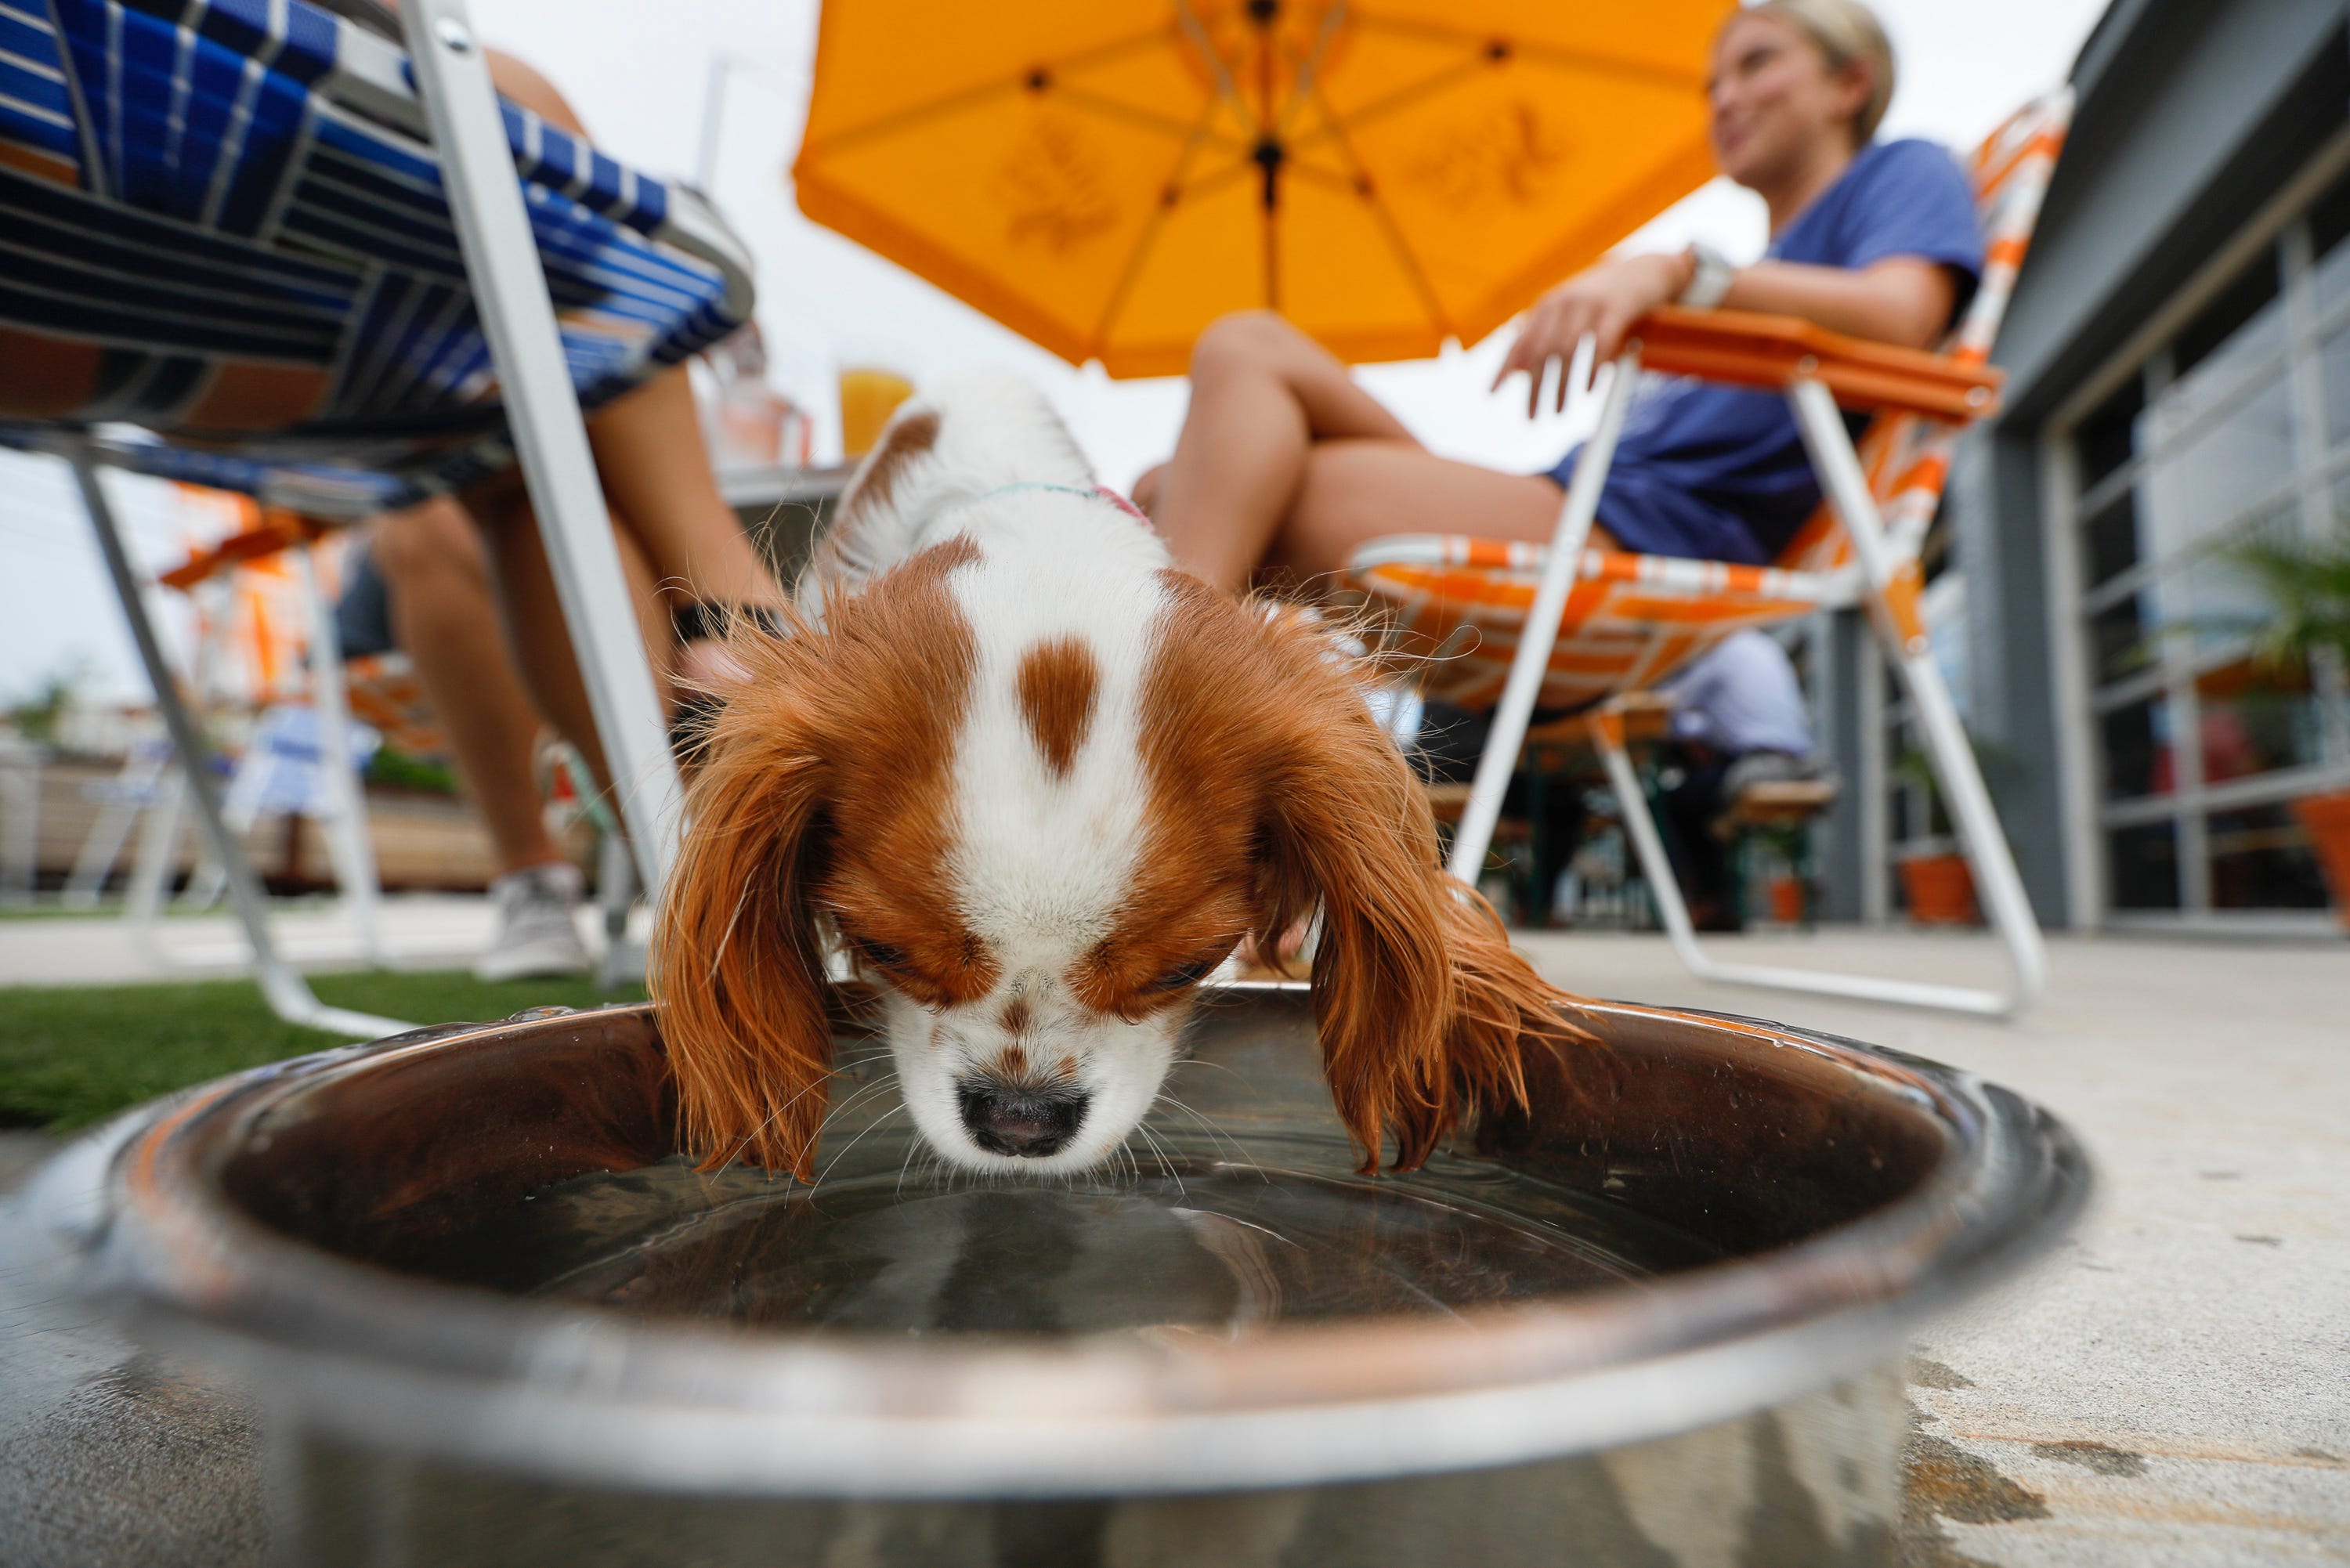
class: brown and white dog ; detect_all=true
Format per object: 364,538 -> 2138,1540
651,370 -> 1586,1180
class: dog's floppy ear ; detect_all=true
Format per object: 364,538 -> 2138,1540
1249,613 -> 1589,1173
650,664 -> 837,1180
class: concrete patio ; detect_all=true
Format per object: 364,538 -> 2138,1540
1,926 -> 2345,1564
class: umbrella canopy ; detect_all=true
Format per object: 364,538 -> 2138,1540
792,0 -> 1735,377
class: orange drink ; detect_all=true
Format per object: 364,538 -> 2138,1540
838,366 -> 915,458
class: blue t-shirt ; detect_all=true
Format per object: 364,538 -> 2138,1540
1548,139 -> 1984,565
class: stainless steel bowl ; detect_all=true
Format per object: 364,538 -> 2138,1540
27,985 -> 2086,1566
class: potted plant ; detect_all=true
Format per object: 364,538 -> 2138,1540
1891,732 -> 2024,927
2211,522 -> 2350,926
1743,818 -> 1811,925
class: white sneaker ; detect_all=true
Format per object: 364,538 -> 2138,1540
475,862 -> 591,981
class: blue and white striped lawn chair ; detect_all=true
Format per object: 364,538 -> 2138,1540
0,0 -> 754,1035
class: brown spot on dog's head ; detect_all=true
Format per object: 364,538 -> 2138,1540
995,1044 -> 1030,1081
1000,997 -> 1032,1036
1015,635 -> 1099,779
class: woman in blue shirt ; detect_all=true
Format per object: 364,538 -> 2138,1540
1137,0 -> 1987,586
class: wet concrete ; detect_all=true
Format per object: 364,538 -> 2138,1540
0,1132 -> 265,1568
1528,932 -> 2350,1566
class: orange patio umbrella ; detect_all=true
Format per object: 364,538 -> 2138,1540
792,0 -> 1736,377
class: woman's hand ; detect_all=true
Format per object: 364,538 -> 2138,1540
1492,252 -> 1694,417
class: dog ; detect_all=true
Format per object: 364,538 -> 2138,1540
651,370 -> 1586,1180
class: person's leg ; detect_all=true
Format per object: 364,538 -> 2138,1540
370,500 -> 565,876
1150,310 -> 1614,593
1267,439 -> 1611,590
464,476 -> 671,797
1150,312 -> 1423,592
584,368 -> 781,619
1660,750 -> 1738,930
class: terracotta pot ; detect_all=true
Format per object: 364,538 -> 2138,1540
1899,853 -> 1979,927
2290,789 -> 2350,930
1766,876 -> 1806,924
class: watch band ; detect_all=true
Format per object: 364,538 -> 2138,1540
1678,240 -> 1735,310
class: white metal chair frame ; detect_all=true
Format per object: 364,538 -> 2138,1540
63,0 -> 679,1039
1442,357 -> 2047,1018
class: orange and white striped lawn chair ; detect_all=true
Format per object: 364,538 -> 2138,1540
1351,92 -> 2071,1017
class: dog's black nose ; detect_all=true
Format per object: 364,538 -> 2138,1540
957,1079 -> 1086,1158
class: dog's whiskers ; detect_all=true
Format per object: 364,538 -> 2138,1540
1151,1091 -> 1264,1180
812,1101 -> 907,1192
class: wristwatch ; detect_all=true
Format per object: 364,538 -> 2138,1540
1678,240 -> 1735,310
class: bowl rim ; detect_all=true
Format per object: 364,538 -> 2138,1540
26,989 -> 2089,1498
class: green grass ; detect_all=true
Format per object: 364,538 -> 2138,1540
0,970 -> 646,1133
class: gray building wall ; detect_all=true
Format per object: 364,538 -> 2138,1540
1818,0 -> 2350,925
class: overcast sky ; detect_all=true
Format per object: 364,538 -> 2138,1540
2,0 -> 2112,704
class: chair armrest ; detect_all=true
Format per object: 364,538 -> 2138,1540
1632,305 -> 2003,422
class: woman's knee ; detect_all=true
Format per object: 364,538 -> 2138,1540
1129,462 -> 1168,515
1189,309 -> 1311,381
485,50 -> 586,136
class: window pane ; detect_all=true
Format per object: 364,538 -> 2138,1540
2075,378 -> 2142,492
2089,594 -> 2153,684
2171,251 -> 2283,381
2108,821 -> 2181,910
2196,656 -> 2324,784
2312,166 -> 2350,313
2322,320 -> 2350,453
2171,501 -> 2304,659
2083,490 -> 2139,585
2138,372 -> 2294,561
2099,697 -> 2174,801
2207,804 -> 2330,910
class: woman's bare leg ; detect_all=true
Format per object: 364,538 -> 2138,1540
1150,310 -> 1611,593
1151,311 -> 1421,592
371,500 -> 566,875
466,479 -> 672,797
1267,440 -> 1595,586
584,366 -> 781,618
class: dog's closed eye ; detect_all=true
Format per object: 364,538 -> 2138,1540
844,930 -> 911,974
1149,952 -> 1227,992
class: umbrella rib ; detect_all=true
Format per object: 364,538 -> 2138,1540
807,27 -> 1171,154
1090,96 -> 1233,351
1173,0 -> 1262,140
1165,161 -> 1256,204
1350,12 -> 1706,93
1286,54 -> 1488,154
1277,0 -> 1350,136
1052,84 -> 1247,151
1307,85 -> 1455,339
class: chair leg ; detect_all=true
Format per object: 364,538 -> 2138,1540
1449,349 -> 1643,885
123,763 -> 186,963
1673,378 -> 2044,1017
594,829 -> 642,990
0,752 -> 36,905
72,453 -> 410,1040
1589,705 -> 2036,1014
293,543 -> 389,965
63,750 -> 154,908
400,0 -> 683,902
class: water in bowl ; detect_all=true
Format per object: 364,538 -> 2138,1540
418,1128 -> 1719,1339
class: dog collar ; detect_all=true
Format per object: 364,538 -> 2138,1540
971,481 -> 1155,530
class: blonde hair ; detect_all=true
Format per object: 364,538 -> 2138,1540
1735,0 -> 1896,146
